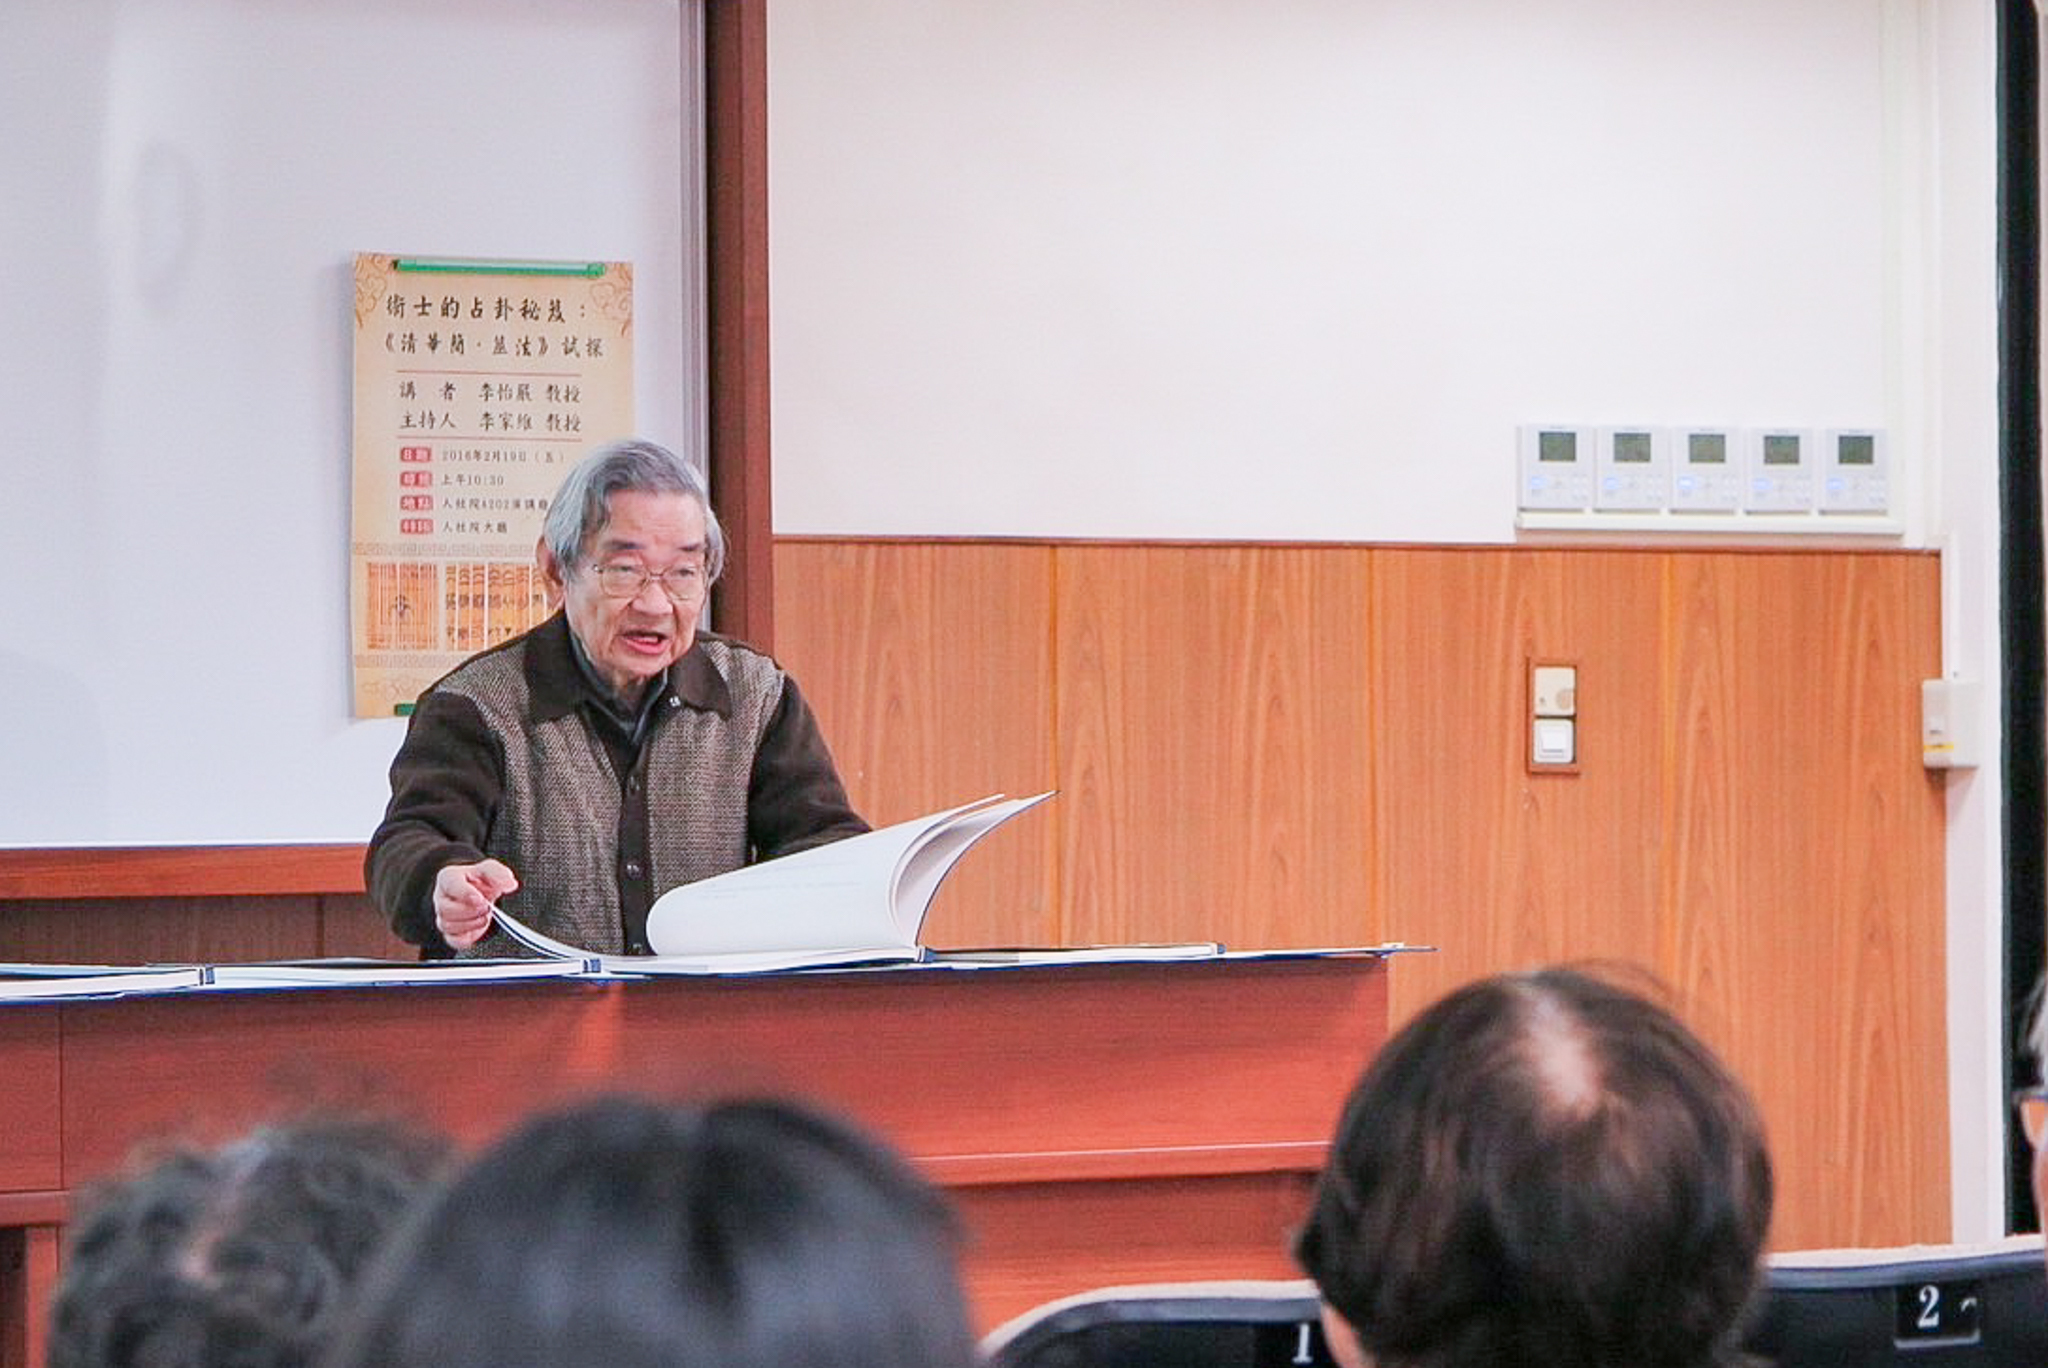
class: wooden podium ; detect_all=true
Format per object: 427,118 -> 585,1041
0,954 -> 1388,1367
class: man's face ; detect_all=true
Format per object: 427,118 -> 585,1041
540,489 -> 708,702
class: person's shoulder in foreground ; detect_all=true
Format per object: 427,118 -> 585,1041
47,1113 -> 449,1368
1296,962 -> 1773,1368
324,1092 -> 976,1368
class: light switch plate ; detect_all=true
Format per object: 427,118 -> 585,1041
1532,718 -> 1576,766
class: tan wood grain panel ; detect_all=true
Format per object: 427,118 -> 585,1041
1052,544 -> 1378,949
955,1172 -> 1318,1328
772,541 -> 1059,947
1371,548 -> 1667,1013
1663,551 -> 1946,1248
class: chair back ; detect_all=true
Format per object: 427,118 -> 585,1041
1749,1237 -> 2048,1368
981,1241 -> 2048,1368
982,1280 -> 1335,1368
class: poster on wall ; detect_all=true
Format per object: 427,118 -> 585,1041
350,253 -> 634,718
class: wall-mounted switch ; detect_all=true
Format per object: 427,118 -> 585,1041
1922,677 -> 1980,769
1532,717 -> 1576,766
1530,661 -> 1579,771
1532,664 -> 1577,717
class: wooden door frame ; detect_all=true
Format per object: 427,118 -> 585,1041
705,0 -> 776,649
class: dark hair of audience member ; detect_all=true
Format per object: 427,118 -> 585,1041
47,1115 -> 449,1368
1294,965 -> 1774,1368
322,1094 -> 977,1368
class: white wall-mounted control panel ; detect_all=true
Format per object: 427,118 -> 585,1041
1745,427 -> 1815,512
1594,426 -> 1668,510
1514,421 -> 1900,535
1921,677 -> 1981,769
1818,428 -> 1889,514
1670,427 -> 1743,512
1518,425 -> 1594,511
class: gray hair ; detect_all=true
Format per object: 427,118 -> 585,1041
540,438 -> 726,583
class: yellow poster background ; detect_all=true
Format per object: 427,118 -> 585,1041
350,254 -> 634,717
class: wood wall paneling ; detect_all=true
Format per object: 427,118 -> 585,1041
1054,545 -> 1379,949
773,541 -> 1060,948
1661,553 -> 1947,1248
1370,548 -> 1668,1007
955,1172 -> 1318,1319
771,538 -> 1948,1251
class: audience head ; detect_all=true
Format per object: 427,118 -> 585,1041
325,1093 -> 976,1368
47,1115 -> 448,1368
1295,964 -> 1773,1368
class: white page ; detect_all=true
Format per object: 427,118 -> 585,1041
887,792 -> 1053,943
926,942 -> 1224,968
0,967 -> 208,1001
579,944 -> 925,977
646,795 -> 1004,956
199,959 -> 593,989
492,907 -> 602,961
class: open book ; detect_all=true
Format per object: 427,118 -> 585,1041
495,792 -> 1055,974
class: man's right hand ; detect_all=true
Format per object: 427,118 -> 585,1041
432,859 -> 519,950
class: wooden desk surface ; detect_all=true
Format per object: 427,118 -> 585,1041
0,955 -> 1388,1365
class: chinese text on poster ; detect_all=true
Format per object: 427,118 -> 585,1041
350,253 -> 634,717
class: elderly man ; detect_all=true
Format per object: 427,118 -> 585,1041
367,437 -> 867,957
1295,965 -> 1774,1368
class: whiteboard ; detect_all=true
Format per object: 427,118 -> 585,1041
0,0 -> 699,845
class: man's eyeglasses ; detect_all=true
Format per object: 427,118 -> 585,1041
2015,1085 -> 2048,1149
583,561 -> 708,604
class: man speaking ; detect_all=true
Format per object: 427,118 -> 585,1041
367,438 -> 867,957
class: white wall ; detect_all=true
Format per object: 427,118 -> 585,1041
1925,0 -> 2006,1244
766,0 -> 2008,1237
0,0 -> 698,845
769,0 -> 1904,542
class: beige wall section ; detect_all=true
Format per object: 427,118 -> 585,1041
776,537 -> 1949,1251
